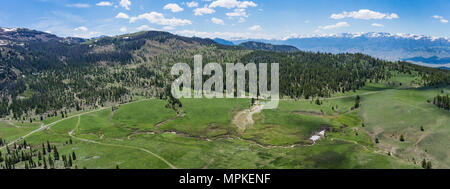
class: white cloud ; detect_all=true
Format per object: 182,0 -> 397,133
174,29 -> 274,40
130,12 -> 192,27
194,6 -> 215,16
318,22 -> 349,30
331,9 -> 399,20
120,27 -> 127,32
432,15 -> 448,23
73,31 -> 101,39
209,0 -> 257,9
248,25 -> 262,31
120,0 -> 131,10
164,3 -> 184,13
136,25 -> 158,31
115,12 -> 130,19
211,17 -> 225,25
237,1 -> 257,8
186,1 -> 199,8
66,3 -> 90,8
163,26 -> 176,30
96,1 -> 113,6
226,8 -> 248,17
371,23 -> 384,27
74,26 -> 88,31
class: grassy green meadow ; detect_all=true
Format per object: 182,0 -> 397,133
1,72 -> 448,169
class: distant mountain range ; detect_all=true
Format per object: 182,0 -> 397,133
403,56 -> 450,68
3,27 -> 449,68
404,56 -> 450,64
213,38 -> 234,46
217,32 -> 450,68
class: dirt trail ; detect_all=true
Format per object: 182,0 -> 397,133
330,138 -> 369,151
69,115 -> 177,169
154,113 -> 185,127
70,133 -> 177,169
127,113 -> 186,139
414,132 -> 430,146
0,99 -> 147,150
68,116 -> 81,136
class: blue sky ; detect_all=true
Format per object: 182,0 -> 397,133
1,0 -> 449,39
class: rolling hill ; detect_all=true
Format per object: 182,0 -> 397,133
238,41 -> 299,53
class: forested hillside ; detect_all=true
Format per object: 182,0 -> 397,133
0,28 -> 449,121
241,51 -> 450,98
238,41 -> 299,53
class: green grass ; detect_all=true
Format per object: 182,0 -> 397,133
159,98 -> 251,137
112,99 -> 176,130
328,71 -> 422,98
242,101 -> 333,146
17,130 -> 170,169
2,73 -> 446,169
0,120 -> 39,142
359,85 -> 450,168
1,94 -> 418,169
270,139 -> 416,169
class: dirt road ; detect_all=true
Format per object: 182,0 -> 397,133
68,115 -> 177,169
0,99 -> 147,150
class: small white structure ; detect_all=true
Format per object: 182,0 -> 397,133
310,130 -> 326,143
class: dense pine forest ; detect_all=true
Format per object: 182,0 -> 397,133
1,28 -> 449,121
433,94 -> 450,111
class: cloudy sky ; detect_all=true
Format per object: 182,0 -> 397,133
1,0 -> 449,39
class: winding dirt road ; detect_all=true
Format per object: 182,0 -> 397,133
69,116 -> 177,169
0,100 -> 147,150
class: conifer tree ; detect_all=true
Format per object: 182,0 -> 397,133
421,159 -> 427,168
43,157 -> 47,169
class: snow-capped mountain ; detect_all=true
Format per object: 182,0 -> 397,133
279,32 -> 450,42
231,32 -> 450,68
0,27 -> 19,33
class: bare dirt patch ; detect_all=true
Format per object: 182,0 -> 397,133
232,103 -> 262,133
